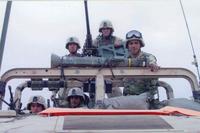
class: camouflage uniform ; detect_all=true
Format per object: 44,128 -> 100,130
93,35 -> 124,98
93,20 -> 123,98
65,53 -> 82,57
123,51 -> 158,96
93,35 -> 123,48
93,20 -> 123,48
123,30 -> 158,97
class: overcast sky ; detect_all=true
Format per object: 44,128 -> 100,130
0,0 -> 200,109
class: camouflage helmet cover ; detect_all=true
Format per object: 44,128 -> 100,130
99,20 -> 114,32
67,87 -> 85,101
66,37 -> 81,49
125,30 -> 145,48
27,95 -> 46,110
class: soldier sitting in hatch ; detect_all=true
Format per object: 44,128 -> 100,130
123,30 -> 160,102
66,87 -> 88,108
63,36 -> 82,57
102,30 -> 160,110
27,95 -> 46,114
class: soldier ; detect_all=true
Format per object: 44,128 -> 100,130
27,95 -> 46,114
123,30 -> 160,97
57,37 -> 82,104
65,37 -> 82,57
92,20 -> 123,98
66,87 -> 87,108
93,20 -> 123,48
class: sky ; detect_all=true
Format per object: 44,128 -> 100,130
0,0 -> 200,109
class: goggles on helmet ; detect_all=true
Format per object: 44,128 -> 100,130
126,30 -> 142,39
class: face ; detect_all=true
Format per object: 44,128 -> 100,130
127,40 -> 141,56
101,28 -> 112,37
69,96 -> 81,108
68,43 -> 78,54
30,103 -> 44,114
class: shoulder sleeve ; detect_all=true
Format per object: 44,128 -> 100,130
145,52 -> 157,65
114,36 -> 123,46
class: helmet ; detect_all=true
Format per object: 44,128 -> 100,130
65,37 -> 80,49
27,95 -> 46,110
125,30 -> 145,48
67,87 -> 85,102
99,20 -> 114,32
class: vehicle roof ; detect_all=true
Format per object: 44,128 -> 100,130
1,113 -> 200,133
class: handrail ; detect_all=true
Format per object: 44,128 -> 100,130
0,67 -> 200,109
0,67 -> 199,91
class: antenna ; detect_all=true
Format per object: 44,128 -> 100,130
0,1 -> 12,71
179,0 -> 200,84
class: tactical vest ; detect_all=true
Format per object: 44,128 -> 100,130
123,51 -> 158,96
96,35 -> 116,47
67,53 -> 82,57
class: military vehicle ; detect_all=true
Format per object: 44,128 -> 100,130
0,0 -> 200,132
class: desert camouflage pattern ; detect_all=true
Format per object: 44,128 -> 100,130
93,35 -> 123,48
63,53 -> 82,57
123,51 -> 158,96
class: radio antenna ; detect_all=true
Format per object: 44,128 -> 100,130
0,1 -> 12,71
179,0 -> 200,84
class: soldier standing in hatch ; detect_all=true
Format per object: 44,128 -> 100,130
93,20 -> 124,98
93,20 -> 123,48
27,95 -> 46,114
123,30 -> 160,97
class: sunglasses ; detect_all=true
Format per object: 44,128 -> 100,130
126,30 -> 142,39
